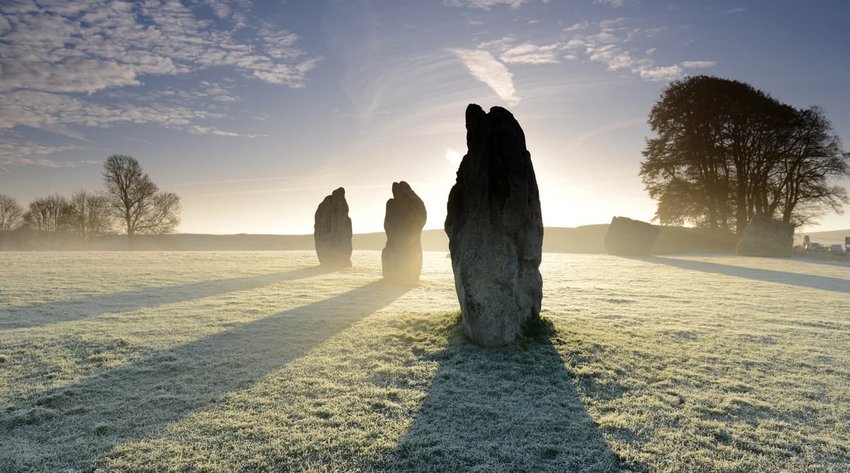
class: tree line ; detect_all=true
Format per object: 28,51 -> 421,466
641,75 -> 849,234
5,77 -> 847,241
0,155 -> 180,238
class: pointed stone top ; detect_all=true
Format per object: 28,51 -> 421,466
391,181 -> 413,196
464,104 -> 526,151
332,187 -> 345,197
466,103 -> 485,118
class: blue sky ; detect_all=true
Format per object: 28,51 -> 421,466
1,0 -> 849,234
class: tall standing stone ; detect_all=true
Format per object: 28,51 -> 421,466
314,187 -> 353,267
736,214 -> 794,257
445,104 -> 543,347
382,181 -> 427,285
604,216 -> 660,256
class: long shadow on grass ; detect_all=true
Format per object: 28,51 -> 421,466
389,318 -> 623,472
640,256 -> 850,294
790,256 -> 850,270
0,280 -> 411,472
0,265 -> 331,330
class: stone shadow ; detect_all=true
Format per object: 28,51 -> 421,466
0,265 -> 331,330
639,256 -> 850,294
388,318 -> 623,472
1,280 -> 411,471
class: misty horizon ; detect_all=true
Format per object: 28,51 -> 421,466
4,3 -> 850,471
1,1 -> 849,235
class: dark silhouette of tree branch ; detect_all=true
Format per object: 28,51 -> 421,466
102,155 -> 181,238
23,194 -> 71,232
0,194 -> 23,231
67,190 -> 113,239
641,76 -> 848,233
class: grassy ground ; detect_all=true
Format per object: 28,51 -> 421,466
1,251 -> 849,472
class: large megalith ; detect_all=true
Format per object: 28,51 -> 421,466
736,214 -> 794,257
314,187 -> 353,267
382,181 -> 427,285
604,216 -> 660,256
445,104 -> 543,347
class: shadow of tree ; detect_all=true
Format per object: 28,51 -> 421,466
788,256 -> 850,270
388,317 -> 623,472
1,280 -> 411,471
0,265 -> 332,330
641,256 -> 850,294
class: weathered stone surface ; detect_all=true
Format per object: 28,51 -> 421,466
445,104 -> 543,347
314,187 -> 352,267
382,181 -> 427,285
604,216 -> 660,256
736,214 -> 794,257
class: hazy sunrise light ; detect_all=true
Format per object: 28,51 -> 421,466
2,1 -> 848,234
4,2 -> 850,471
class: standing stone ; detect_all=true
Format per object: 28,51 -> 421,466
736,214 -> 794,257
314,187 -> 353,267
604,216 -> 660,256
445,104 -> 543,347
382,181 -> 427,285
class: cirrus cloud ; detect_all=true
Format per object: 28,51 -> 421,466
444,0 -> 527,9
0,0 -> 318,95
0,0 -> 319,168
452,49 -> 520,105
501,43 -> 564,65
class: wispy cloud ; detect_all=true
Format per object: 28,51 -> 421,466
186,126 -> 265,139
629,59 -> 714,81
565,21 -> 590,32
0,0 -> 317,167
562,18 -> 715,81
501,43 -> 563,65
444,0 -> 526,9
681,61 -> 717,69
0,91 -> 250,137
0,0 -> 317,95
724,7 -> 746,14
473,17 -> 715,83
594,0 -> 626,7
199,0 -> 251,26
478,36 -> 518,51
636,65 -> 682,81
452,49 -> 520,105
0,141 -> 94,170
595,0 -> 640,7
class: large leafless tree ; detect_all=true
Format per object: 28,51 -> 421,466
23,195 -> 71,232
102,155 -> 181,237
0,194 -> 24,231
66,190 -> 113,238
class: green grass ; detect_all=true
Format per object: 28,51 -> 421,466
1,251 -> 849,471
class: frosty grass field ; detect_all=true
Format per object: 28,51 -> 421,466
1,251 -> 849,472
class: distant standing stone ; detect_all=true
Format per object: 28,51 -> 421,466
382,181 -> 427,285
604,216 -> 660,256
736,215 -> 794,257
314,187 -> 353,267
445,104 -> 543,347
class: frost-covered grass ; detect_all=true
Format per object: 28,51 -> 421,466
1,251 -> 849,472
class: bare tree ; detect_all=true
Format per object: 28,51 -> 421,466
67,190 -> 113,239
102,155 -> 181,237
23,195 -> 71,232
0,194 -> 24,231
